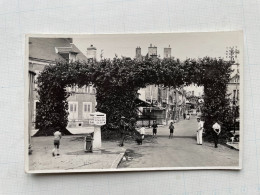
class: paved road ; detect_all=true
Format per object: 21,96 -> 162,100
119,115 -> 239,168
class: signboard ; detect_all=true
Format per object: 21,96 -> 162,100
89,112 -> 106,126
94,115 -> 106,125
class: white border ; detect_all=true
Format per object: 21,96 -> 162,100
24,31 -> 243,174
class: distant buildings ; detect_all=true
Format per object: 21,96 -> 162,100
137,44 -> 186,126
227,64 -> 240,107
148,44 -> 157,59
184,85 -> 204,97
136,46 -> 142,60
29,40 -> 191,129
164,45 -> 171,58
29,38 -> 97,131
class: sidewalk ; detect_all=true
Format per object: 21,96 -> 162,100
29,136 -> 125,171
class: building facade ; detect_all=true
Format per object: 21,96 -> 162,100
227,73 -> 239,106
28,65 -> 36,143
29,38 -> 97,131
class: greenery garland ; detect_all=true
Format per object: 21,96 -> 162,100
35,57 -> 233,139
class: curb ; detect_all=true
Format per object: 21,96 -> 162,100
226,143 -> 239,151
110,150 -> 126,169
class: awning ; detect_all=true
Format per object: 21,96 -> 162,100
135,98 -> 153,107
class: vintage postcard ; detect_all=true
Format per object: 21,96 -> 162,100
25,31 -> 243,173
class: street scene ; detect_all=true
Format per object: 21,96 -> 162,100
29,115 -> 238,171
26,32 -> 242,172
119,116 -> 238,168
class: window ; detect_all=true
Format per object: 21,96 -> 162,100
83,102 -> 92,119
68,102 -> 78,120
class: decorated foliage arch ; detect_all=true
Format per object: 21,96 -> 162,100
35,57 -> 233,139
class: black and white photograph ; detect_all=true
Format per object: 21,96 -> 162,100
25,32 -> 243,173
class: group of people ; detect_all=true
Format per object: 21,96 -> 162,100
151,120 -> 174,139
141,117 -> 222,148
196,117 -> 221,148
49,116 -> 223,157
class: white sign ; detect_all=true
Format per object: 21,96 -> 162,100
89,112 -> 106,126
94,115 -> 106,125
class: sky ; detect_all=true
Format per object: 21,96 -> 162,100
73,31 -> 243,63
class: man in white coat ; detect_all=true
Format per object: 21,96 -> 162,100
196,117 -> 204,145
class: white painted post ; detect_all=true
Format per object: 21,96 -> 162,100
93,125 -> 102,149
89,112 -> 106,151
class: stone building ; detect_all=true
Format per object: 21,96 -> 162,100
29,38 -> 97,132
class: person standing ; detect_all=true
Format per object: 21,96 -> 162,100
196,117 -> 204,145
169,122 -> 174,139
152,120 -> 158,138
52,129 -> 62,156
119,116 -> 127,147
140,126 -> 146,140
212,120 -> 221,148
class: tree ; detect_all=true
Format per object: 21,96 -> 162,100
34,57 -> 233,139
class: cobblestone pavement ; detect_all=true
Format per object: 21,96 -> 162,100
29,136 -> 125,171
119,115 -> 239,169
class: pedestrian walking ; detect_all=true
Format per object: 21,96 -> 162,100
140,126 -> 145,140
183,112 -> 186,120
119,116 -> 127,147
52,129 -> 62,156
196,117 -> 204,145
152,120 -> 158,138
169,122 -> 174,139
212,120 -> 221,148
135,126 -> 145,145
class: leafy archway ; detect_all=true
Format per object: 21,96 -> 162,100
35,57 -> 233,139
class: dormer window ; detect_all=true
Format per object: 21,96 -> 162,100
55,47 -> 78,62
